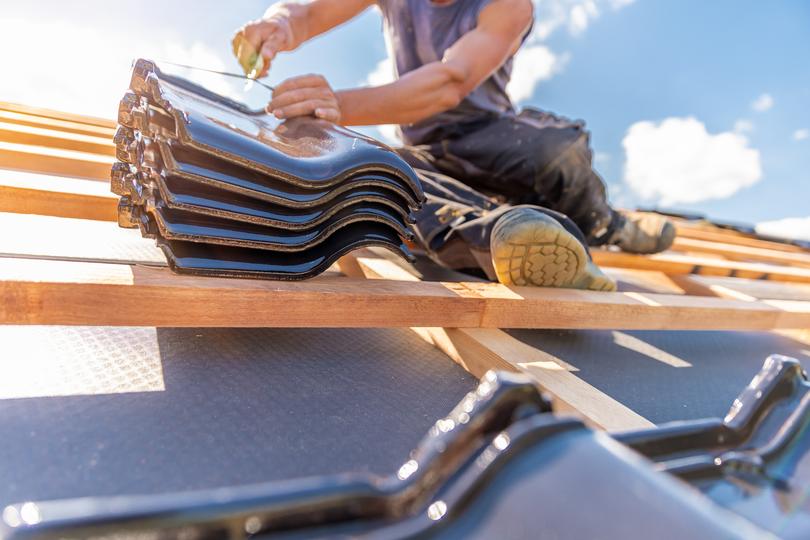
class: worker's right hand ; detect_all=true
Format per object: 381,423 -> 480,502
231,16 -> 294,78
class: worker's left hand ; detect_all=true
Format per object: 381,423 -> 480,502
267,74 -> 341,123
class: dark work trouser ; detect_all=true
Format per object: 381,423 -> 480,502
397,108 -> 615,280
398,145 -> 593,281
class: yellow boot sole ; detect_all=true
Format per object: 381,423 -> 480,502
491,209 -> 616,292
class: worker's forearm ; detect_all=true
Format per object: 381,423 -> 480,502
337,62 -> 467,126
265,0 -> 372,51
264,2 -> 310,50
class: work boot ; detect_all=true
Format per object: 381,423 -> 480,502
491,208 -> 617,291
611,213 -> 676,254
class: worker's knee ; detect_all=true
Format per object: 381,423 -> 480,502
534,134 -> 600,192
541,133 -> 592,173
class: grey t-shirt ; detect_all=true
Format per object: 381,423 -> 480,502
376,0 -> 518,145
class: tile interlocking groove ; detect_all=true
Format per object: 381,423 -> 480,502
111,58 -> 423,280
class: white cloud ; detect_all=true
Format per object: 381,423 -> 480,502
569,1 -> 599,35
365,57 -> 396,87
794,129 -> 809,141
0,18 -> 236,119
756,217 -> 810,243
506,46 -> 569,102
751,93 -> 774,112
608,182 -> 632,209
733,119 -> 754,134
530,0 -> 636,40
622,116 -> 762,205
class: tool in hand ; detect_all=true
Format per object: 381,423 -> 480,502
155,60 -> 275,93
233,34 -> 266,91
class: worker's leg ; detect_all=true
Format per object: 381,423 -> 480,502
425,109 -> 616,243
397,146 -> 615,290
425,108 -> 674,253
397,145 -> 500,276
397,144 -> 500,212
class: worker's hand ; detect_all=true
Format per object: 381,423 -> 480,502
231,16 -> 293,78
268,74 -> 342,123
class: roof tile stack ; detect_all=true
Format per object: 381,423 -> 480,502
111,59 -> 423,280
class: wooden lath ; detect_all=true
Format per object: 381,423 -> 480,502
0,110 -> 116,139
0,101 -> 117,130
679,275 -> 810,302
675,223 -> 807,254
0,103 -> 114,182
0,141 -> 113,181
0,175 -> 118,221
601,214 -> 810,279
671,237 -> 810,268
4,252 -> 810,330
593,250 -> 810,284
0,170 -> 117,222
0,120 -> 115,157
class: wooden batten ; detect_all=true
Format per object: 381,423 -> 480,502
0,121 -> 115,157
0,101 -> 117,129
0,141 -> 113,181
673,220 -> 807,253
0,179 -> 117,221
2,254 -> 810,331
0,110 -> 116,139
0,170 -> 117,221
593,250 -> 810,285
672,237 -> 810,268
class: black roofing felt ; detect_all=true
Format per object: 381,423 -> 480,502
0,327 -> 477,507
510,328 -> 810,424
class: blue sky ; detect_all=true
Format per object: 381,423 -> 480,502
2,0 -> 808,237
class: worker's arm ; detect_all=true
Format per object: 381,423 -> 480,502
233,0 -> 375,77
267,0 -> 533,125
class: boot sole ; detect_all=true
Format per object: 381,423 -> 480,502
491,209 -> 616,291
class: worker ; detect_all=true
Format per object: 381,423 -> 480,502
233,0 -> 675,291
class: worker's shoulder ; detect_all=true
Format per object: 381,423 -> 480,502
480,0 -> 534,27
